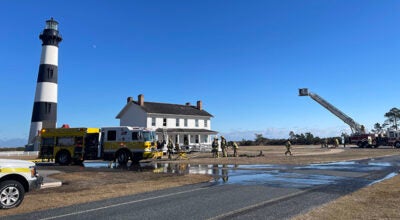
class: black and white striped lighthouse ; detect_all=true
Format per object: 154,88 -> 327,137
28,18 -> 62,149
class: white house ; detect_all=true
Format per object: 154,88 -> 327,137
116,94 -> 217,150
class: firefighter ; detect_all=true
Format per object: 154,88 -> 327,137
334,138 -> 339,148
167,139 -> 174,160
285,140 -> 292,156
221,136 -> 228,157
212,137 -> 219,158
232,141 -> 239,157
324,138 -> 328,148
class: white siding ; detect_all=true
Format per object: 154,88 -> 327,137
206,119 -> 211,130
119,105 -> 147,127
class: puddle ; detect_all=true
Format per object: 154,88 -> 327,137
367,162 -> 392,167
82,160 -> 397,189
296,161 -> 393,172
83,161 -> 156,171
83,161 -> 114,168
150,163 -> 346,188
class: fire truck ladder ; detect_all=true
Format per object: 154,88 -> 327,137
298,88 -> 363,134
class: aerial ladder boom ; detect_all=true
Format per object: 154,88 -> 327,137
299,88 -> 363,134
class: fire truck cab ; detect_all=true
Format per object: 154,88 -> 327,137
101,126 -> 161,164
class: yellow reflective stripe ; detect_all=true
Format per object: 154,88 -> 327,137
103,141 -> 151,150
0,167 -> 31,173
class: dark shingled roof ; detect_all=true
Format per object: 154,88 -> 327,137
134,101 -> 213,117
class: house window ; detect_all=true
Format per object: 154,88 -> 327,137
176,118 -> 180,127
195,119 -> 199,127
195,135 -> 199,143
163,118 -> 167,126
151,117 -> 155,126
204,135 -> 208,143
184,119 -> 188,127
204,120 -> 208,127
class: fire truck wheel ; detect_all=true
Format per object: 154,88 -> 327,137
56,150 -> 71,165
116,150 -> 129,165
0,180 -> 25,209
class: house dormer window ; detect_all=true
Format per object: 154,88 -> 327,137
151,117 -> 156,126
176,118 -> 180,127
184,119 -> 188,127
195,119 -> 199,127
204,120 -> 208,127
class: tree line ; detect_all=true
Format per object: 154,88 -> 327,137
371,107 -> 400,133
238,132 -> 342,146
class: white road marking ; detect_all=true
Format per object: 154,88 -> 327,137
39,187 -> 207,220
207,188 -> 313,220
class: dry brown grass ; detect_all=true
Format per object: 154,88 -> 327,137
293,174 -> 400,220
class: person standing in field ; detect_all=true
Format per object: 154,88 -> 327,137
212,137 -> 219,158
232,141 -> 239,157
285,139 -> 292,156
334,138 -> 339,148
221,136 -> 228,157
167,139 -> 174,160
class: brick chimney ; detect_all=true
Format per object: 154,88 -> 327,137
127,96 -> 133,103
138,94 -> 144,106
197,100 -> 202,110
185,102 -> 191,106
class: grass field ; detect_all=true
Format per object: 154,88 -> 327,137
1,145 -> 399,218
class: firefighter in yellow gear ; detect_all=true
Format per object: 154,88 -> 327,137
232,141 -> 239,157
212,137 -> 219,158
221,136 -> 228,157
334,138 -> 339,148
285,140 -> 292,156
167,139 -> 174,160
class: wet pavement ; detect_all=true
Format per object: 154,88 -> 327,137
82,156 -> 400,190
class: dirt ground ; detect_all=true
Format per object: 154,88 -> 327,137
1,145 -> 400,217
167,144 -> 400,165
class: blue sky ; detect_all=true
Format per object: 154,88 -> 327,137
1,0 -> 400,145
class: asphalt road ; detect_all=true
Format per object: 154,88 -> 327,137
4,155 -> 400,220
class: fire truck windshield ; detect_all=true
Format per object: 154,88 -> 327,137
142,131 -> 155,142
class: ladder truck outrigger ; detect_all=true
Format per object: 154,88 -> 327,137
298,88 -> 387,148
